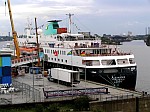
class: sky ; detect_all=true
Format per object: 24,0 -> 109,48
0,0 -> 150,36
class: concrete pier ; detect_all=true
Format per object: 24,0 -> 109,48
0,73 -> 142,105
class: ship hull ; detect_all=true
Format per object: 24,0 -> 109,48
85,67 -> 137,90
43,61 -> 137,90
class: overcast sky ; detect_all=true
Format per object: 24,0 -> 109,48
0,0 -> 150,36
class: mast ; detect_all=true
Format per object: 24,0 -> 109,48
66,13 -> 74,34
35,18 -> 40,67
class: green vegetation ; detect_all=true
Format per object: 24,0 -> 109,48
92,107 -> 106,112
0,96 -> 105,112
74,96 -> 90,111
0,96 -> 90,112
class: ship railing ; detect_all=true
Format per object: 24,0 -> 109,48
74,45 -> 107,49
75,53 -> 131,57
12,55 -> 38,64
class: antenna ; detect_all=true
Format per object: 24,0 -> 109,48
66,13 -> 74,34
5,1 -> 6,16
146,27 -> 147,35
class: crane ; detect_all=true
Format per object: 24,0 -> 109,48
7,0 -> 20,59
35,18 -> 40,67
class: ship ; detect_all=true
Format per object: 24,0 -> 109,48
16,18 -> 137,90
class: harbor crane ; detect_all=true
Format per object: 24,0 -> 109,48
7,0 -> 20,59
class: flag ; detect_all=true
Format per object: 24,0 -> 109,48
67,51 -> 72,55
54,50 -> 58,56
81,51 -> 86,56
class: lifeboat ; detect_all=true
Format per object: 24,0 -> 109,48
20,47 -> 37,55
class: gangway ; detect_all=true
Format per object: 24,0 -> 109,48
43,87 -> 109,99
11,55 -> 38,67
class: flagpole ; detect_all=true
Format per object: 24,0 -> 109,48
56,50 -> 59,97
71,48 -> 73,96
85,65 -> 86,94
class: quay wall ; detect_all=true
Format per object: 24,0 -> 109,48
1,94 -> 150,112
90,95 -> 150,112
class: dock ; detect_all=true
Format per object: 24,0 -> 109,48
0,73 -> 142,105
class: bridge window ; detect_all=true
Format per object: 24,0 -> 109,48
129,58 -> 135,64
117,59 -> 128,65
101,59 -> 116,65
82,60 -> 100,66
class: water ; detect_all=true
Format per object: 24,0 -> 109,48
0,41 -> 13,49
119,40 -> 150,93
0,40 -> 149,93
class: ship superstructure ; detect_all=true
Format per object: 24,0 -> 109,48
42,32 -> 137,90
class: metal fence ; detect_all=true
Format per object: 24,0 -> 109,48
0,80 -> 41,105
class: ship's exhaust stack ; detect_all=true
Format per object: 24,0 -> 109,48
44,20 -> 67,35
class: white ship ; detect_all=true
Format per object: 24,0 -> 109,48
16,19 -> 137,90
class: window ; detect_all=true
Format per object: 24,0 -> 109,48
65,60 -> 67,63
117,59 -> 128,65
62,51 -> 65,55
82,60 -> 100,66
61,59 -> 63,62
129,58 -> 135,64
101,59 -> 116,65
53,24 -> 59,29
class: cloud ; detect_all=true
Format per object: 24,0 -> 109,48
1,0 -> 95,19
0,0 -> 95,34
93,0 -> 150,16
0,0 -> 150,35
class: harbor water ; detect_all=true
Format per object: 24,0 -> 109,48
0,40 -> 149,93
119,40 -> 150,93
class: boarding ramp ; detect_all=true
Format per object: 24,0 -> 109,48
43,87 -> 109,99
11,55 -> 38,67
